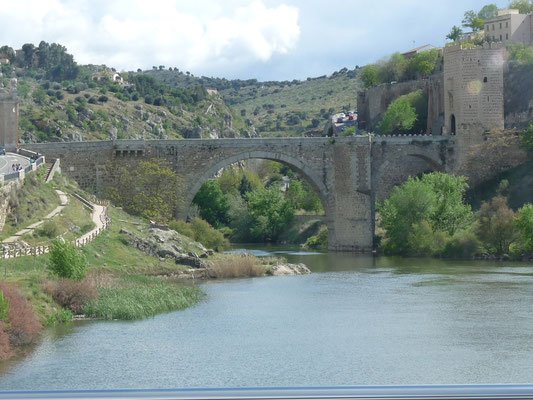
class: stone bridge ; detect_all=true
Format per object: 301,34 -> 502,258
25,135 -> 452,252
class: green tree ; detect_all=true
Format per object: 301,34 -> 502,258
507,43 -> 533,65
0,46 -> 15,63
107,159 -> 183,222
508,0 -> 533,14
246,187 -> 294,241
421,173 -> 472,235
476,196 -> 519,254
16,80 -> 31,99
379,173 -> 472,254
515,203 -> 533,251
462,10 -> 486,31
360,65 -> 381,88
193,180 -> 230,228
378,53 -> 408,83
446,25 -> 464,41
409,49 -> 440,77
379,178 -> 437,254
478,4 -> 499,19
239,175 -> 253,197
376,97 -> 417,134
48,239 -> 88,281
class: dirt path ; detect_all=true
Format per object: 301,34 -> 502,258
2,189 -> 69,244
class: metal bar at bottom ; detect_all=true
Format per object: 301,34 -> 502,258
1,385 -> 533,400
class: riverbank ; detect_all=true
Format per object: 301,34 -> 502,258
0,203 -> 311,361
2,250 -> 533,389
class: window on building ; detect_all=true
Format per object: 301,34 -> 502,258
500,34 -> 503,41
500,22 -> 502,29
506,33 -> 509,40
492,24 -> 495,30
506,21 -> 509,28
483,77 -> 488,83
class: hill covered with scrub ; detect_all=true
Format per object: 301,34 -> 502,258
145,66 -> 363,137
1,42 -> 246,143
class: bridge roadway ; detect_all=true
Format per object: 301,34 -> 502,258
1,385 -> 533,400
24,135 -> 452,252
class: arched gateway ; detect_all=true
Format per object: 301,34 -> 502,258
24,136 -> 449,252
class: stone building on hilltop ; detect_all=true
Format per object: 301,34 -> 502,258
484,9 -> 533,45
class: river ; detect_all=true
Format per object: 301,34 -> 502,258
1,246 -> 533,389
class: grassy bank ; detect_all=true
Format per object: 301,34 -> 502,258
83,275 -> 202,320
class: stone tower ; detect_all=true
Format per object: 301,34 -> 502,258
443,43 -> 505,170
0,77 -> 19,151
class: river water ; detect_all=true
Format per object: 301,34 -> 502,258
1,246 -> 533,389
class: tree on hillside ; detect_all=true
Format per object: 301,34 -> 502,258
409,49 -> 440,77
462,10 -> 486,31
0,46 -> 15,63
376,97 -> 417,134
361,65 -> 381,88
446,25 -> 464,41
193,180 -> 230,228
107,159 -> 183,222
478,4 -> 499,19
508,0 -> 533,14
507,43 -> 533,65
378,53 -> 408,83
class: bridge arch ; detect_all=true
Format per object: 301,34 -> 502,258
374,152 -> 445,201
182,151 -> 331,223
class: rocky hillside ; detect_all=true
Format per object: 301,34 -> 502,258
15,76 -> 244,143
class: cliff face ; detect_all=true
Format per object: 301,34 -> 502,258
504,63 -> 533,129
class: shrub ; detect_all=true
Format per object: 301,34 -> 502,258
476,196 -> 519,254
515,203 -> 533,251
441,229 -> 481,259
407,221 -> 449,256
304,225 -> 328,249
169,218 -> 230,251
36,220 -> 58,238
0,281 -> 42,347
44,279 -> 98,314
208,254 -> 264,278
48,239 -> 88,281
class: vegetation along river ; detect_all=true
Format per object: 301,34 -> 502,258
1,246 -> 533,390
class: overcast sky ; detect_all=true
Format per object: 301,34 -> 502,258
0,0 -> 510,81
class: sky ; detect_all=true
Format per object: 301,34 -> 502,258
0,0 -> 511,81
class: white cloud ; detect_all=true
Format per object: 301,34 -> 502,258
0,0 -> 300,73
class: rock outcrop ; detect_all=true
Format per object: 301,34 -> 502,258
120,226 -> 212,268
268,263 -> 311,276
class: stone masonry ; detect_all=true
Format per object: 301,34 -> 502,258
25,136 -> 449,252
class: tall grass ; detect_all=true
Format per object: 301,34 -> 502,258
208,254 -> 265,278
83,279 -> 202,320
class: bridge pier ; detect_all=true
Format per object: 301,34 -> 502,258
24,136 -> 449,253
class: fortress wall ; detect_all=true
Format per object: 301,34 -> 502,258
357,74 -> 444,134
